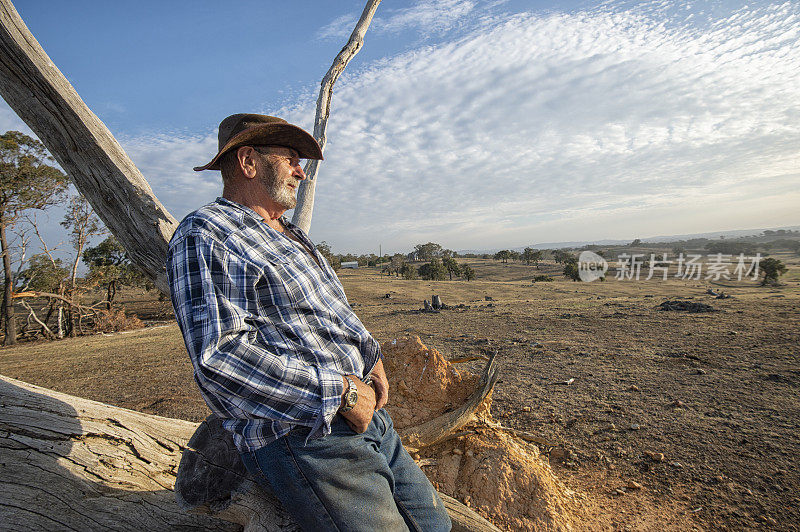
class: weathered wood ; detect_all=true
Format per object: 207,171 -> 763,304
0,0 -> 176,293
292,0 -> 382,233
399,352 -> 500,450
0,374 -> 235,531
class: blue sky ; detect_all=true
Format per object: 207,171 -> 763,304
1,0 -> 798,257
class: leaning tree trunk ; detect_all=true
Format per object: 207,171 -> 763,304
0,374 -> 499,532
0,0 -> 177,293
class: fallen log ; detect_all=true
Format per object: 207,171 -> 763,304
0,374 -> 500,531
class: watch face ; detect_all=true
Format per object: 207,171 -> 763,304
346,389 -> 358,407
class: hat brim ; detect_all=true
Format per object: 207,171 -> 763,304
193,123 -> 323,171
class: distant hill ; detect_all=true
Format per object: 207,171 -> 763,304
456,225 -> 800,255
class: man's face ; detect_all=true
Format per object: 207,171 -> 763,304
255,146 -> 305,210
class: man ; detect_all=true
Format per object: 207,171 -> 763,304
167,114 -> 451,531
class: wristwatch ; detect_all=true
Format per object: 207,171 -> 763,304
340,375 -> 358,413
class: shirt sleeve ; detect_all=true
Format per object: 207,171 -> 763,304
167,230 -> 345,439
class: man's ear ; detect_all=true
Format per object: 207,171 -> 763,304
237,146 -> 259,180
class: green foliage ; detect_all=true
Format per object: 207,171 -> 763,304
83,236 -> 146,288
0,131 -> 68,218
629,238 -> 642,247
400,262 -> 416,280
563,261 -> 581,281
493,250 -> 511,263
442,256 -> 461,279
532,275 -> 553,282
418,258 -> 447,280
315,241 -> 341,269
760,258 -> 787,286
414,242 -> 443,261
461,264 -> 475,281
552,249 -> 575,264
17,255 -> 68,292
522,247 -> 543,267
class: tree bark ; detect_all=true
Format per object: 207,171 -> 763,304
0,213 -> 16,344
292,0 -> 382,234
0,0 -> 177,293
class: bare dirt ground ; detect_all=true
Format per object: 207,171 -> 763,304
1,255 -> 798,530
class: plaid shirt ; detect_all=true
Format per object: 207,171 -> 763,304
167,197 -> 381,452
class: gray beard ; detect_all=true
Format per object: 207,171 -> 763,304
261,166 -> 297,210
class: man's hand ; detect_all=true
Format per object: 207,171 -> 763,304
340,375 -> 376,433
369,358 -> 389,410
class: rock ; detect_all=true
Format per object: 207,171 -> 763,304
669,461 -> 684,468
484,296 -> 493,301
629,385 -> 640,392
695,368 -> 707,375
644,451 -> 665,462
672,400 -> 686,408
522,406 -> 531,412
452,448 -> 463,456
630,423 -> 641,430
613,488 -> 627,496
550,447 -> 571,462
626,481 -> 643,490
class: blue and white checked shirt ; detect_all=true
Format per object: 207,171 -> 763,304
167,197 -> 382,452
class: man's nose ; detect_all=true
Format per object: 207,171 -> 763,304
293,163 -> 306,180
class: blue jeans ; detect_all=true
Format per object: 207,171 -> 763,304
240,408 -> 451,532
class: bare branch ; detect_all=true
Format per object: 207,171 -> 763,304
292,0 -> 382,233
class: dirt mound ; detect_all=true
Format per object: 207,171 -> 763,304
382,336 -> 583,531
382,336 -> 479,429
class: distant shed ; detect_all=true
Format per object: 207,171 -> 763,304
341,261 -> 359,269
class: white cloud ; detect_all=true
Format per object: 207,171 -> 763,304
317,0 -> 482,40
292,1 -> 800,252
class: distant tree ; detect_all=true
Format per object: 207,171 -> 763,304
461,264 -> 475,281
629,238 -> 642,247
316,241 -> 341,269
17,254 -> 68,293
61,195 -> 105,336
0,131 -> 69,344
387,253 -> 406,277
705,241 -> 757,255
414,242 -> 443,261
553,249 -> 575,264
494,250 -> 511,263
83,236 -> 147,309
442,256 -> 461,280
400,262 -> 416,280
418,258 -> 447,280
760,258 -> 787,286
563,259 -> 580,281
509,250 -> 521,262
522,247 -> 543,268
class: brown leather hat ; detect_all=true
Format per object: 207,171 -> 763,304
193,113 -> 323,171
